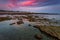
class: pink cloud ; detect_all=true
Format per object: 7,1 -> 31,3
0,4 -> 7,9
8,0 -> 37,7
17,0 -> 47,7
7,3 -> 15,8
0,3 -> 15,9
0,0 -> 47,9
18,1 -> 35,6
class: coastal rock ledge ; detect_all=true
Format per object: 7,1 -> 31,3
33,25 -> 60,40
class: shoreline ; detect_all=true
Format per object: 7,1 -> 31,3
33,25 -> 60,40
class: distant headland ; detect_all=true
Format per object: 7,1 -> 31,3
0,10 -> 60,15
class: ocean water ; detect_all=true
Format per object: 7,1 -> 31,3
32,14 -> 60,20
0,14 -> 60,40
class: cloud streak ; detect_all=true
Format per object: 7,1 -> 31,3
0,0 -> 47,8
0,0 -> 60,13
16,4 -> 60,13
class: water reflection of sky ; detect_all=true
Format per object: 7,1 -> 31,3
0,15 -> 60,20
0,20 -> 40,40
0,18 -> 59,40
32,14 -> 60,20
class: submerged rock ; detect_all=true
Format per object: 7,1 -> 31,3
10,23 -> 15,25
34,34 -> 42,40
28,24 -> 31,26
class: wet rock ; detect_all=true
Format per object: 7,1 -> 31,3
10,23 -> 15,25
33,25 -> 39,28
38,26 -> 60,40
28,24 -> 31,26
17,20 -> 23,25
34,34 -> 42,40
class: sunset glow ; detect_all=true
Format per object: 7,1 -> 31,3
19,1 -> 34,6
0,0 -> 60,13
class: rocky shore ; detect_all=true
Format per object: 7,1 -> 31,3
25,14 -> 60,40
33,25 -> 60,40
0,17 -> 11,22
0,14 -> 60,40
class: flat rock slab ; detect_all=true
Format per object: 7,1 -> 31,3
38,26 -> 60,40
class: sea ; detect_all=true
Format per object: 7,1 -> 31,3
0,14 -> 60,40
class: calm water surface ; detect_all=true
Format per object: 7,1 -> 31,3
0,14 -> 60,40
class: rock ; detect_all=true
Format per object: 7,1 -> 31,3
10,23 -> 15,25
38,26 -> 60,40
17,20 -> 23,25
34,34 -> 42,40
28,24 -> 31,26
33,25 -> 39,28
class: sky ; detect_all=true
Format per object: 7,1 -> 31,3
0,0 -> 60,13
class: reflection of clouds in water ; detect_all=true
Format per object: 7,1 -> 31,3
33,14 -> 60,20
0,16 -> 60,40
45,15 -> 60,20
11,19 -> 29,28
